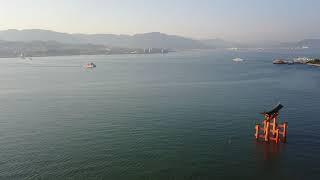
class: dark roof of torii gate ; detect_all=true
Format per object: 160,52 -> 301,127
263,103 -> 284,116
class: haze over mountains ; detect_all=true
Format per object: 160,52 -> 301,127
0,29 -> 209,49
1,29 -> 320,49
0,29 -> 320,58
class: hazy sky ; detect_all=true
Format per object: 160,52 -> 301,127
0,0 -> 319,42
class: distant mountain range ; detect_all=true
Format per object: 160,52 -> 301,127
0,29 -> 208,49
0,29 -> 320,58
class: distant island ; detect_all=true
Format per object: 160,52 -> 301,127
273,57 -> 320,67
307,59 -> 320,66
1,29 -> 320,58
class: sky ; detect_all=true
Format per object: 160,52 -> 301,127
0,0 -> 319,42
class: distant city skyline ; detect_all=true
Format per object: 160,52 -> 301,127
0,0 -> 319,42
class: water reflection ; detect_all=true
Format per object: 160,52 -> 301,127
256,141 -> 286,160
255,142 -> 287,179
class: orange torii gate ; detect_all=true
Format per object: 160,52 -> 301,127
255,104 -> 288,143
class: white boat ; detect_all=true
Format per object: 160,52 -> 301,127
232,58 -> 244,62
84,62 -> 96,68
20,53 -> 26,59
273,59 -> 287,64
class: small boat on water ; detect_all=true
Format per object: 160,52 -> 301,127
273,59 -> 288,64
232,58 -> 244,62
20,53 -> 26,59
84,62 -> 96,68
287,61 -> 294,65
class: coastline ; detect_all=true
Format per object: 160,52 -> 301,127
0,51 -> 171,59
307,63 -> 320,67
273,57 -> 320,67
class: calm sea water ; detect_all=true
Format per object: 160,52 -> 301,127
0,49 -> 320,179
